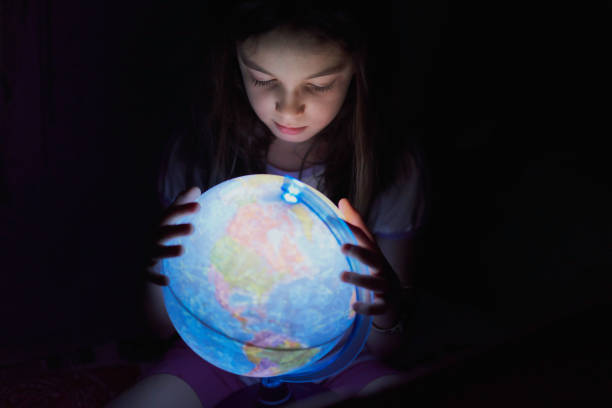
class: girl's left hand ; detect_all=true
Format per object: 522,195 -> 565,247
338,198 -> 402,317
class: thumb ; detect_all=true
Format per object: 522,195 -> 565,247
338,198 -> 374,242
174,186 -> 201,205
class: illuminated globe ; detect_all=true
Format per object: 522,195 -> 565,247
162,174 -> 371,381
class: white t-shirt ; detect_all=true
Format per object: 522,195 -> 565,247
157,128 -> 426,238
264,157 -> 425,239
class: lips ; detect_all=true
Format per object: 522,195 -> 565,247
274,121 -> 308,135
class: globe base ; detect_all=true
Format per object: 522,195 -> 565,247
216,381 -> 330,408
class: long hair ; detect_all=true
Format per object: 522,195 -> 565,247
198,0 -> 403,217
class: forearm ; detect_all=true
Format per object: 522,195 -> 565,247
142,277 -> 176,341
365,306 -> 405,360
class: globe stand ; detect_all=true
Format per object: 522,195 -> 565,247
216,377 -> 329,408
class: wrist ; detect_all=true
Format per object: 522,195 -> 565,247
371,305 -> 400,329
371,318 -> 404,335
370,285 -> 416,334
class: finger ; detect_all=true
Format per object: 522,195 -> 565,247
341,271 -> 391,293
156,223 -> 194,244
343,221 -> 375,250
338,198 -> 374,242
352,299 -> 388,316
341,244 -> 384,272
160,202 -> 200,226
145,271 -> 169,286
151,244 -> 183,260
174,186 -> 202,206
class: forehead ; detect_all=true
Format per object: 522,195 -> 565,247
238,28 -> 348,65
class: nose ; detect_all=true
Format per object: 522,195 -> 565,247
275,93 -> 305,115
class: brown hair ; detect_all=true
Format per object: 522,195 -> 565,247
197,0 -> 404,217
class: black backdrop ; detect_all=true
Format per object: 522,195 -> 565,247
1,0 -> 610,372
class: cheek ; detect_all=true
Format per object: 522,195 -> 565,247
312,93 -> 347,123
311,102 -> 336,124
316,77 -> 352,119
246,89 -> 272,115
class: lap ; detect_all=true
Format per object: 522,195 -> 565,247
107,373 -> 203,408
138,337 -> 404,406
138,339 -> 246,408
319,354 -> 404,398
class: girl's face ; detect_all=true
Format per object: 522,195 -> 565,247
237,28 -> 354,145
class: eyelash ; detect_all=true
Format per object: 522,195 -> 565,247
251,79 -> 335,93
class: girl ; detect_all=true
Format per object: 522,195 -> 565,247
109,1 -> 425,406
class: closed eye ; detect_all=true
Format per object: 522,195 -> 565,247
252,78 -> 275,87
309,82 -> 335,93
251,78 -> 335,93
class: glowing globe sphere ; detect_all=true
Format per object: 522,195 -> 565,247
162,175 -> 371,380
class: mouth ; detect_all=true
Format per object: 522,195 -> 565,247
274,121 -> 308,135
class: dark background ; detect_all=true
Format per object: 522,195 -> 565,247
1,0 -> 611,404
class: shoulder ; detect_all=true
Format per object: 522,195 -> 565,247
366,149 -> 426,238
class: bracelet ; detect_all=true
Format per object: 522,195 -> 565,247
371,318 -> 404,335
370,285 -> 415,335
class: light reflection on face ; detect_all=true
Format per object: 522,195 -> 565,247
236,28 -> 354,145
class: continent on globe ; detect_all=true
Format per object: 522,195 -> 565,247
162,174 -> 369,379
244,331 -> 321,377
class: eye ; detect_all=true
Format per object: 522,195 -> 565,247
309,82 -> 335,93
250,78 -> 336,93
251,78 -> 275,88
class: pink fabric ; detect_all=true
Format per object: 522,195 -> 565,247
138,337 -> 402,407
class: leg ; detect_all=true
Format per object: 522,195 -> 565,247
321,353 -> 405,399
108,337 -> 246,408
105,374 -> 202,408
357,373 -> 406,396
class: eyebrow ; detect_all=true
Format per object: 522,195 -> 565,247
238,52 -> 346,79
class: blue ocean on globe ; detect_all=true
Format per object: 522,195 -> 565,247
161,175 -> 363,378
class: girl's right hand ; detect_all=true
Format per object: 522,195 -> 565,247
145,186 -> 201,286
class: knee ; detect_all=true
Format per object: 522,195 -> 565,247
105,374 -> 203,408
357,374 -> 406,397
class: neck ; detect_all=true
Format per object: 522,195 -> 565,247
267,138 -> 326,172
